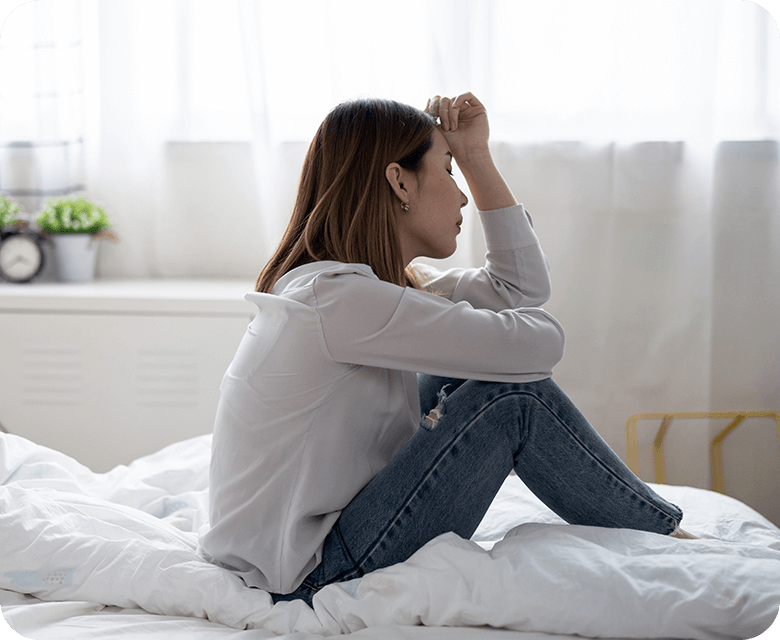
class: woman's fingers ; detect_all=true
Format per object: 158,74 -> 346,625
426,95 -> 463,131
429,92 -> 491,158
448,100 -> 461,131
427,93 -> 487,133
439,96 -> 453,130
452,92 -> 482,110
426,95 -> 441,121
452,93 -> 486,125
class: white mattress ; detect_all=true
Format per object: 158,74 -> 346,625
1,431 -> 779,640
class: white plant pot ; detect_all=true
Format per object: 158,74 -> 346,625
51,233 -> 99,283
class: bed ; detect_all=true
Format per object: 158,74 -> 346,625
1,430 -> 779,640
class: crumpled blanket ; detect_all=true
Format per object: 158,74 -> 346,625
1,431 -> 778,639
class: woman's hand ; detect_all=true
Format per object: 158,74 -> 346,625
425,92 -> 489,162
425,92 -> 517,211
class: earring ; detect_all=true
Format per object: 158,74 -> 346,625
401,201 -> 409,212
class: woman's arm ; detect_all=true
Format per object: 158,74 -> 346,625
312,268 -> 565,381
422,94 -> 550,310
415,204 -> 552,310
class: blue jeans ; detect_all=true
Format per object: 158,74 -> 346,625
272,376 -> 682,605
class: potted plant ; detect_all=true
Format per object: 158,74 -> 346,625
37,196 -> 116,283
0,194 -> 22,229
0,195 -> 49,284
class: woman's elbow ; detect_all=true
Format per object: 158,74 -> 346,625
542,325 -> 565,371
502,309 -> 566,374
551,327 -> 566,368
518,271 -> 553,308
535,316 -> 566,372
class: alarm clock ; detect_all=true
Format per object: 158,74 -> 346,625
0,229 -> 46,283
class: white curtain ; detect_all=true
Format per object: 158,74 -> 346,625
0,0 -> 86,226
234,0 -> 780,520
1,0 -> 778,522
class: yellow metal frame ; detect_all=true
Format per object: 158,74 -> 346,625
625,411 -> 780,494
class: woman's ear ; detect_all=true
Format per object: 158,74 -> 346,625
385,162 -> 414,204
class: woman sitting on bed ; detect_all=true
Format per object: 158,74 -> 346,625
201,92 -> 696,606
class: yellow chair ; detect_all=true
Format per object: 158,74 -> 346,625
625,411 -> 780,494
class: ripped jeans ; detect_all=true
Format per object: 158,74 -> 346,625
271,376 -> 683,606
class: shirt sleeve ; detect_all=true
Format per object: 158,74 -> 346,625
413,204 -> 552,312
312,269 -> 565,382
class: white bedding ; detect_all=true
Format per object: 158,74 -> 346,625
0,431 -> 778,640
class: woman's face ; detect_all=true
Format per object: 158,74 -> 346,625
397,129 -> 469,265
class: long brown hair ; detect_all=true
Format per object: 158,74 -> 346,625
255,98 -> 435,293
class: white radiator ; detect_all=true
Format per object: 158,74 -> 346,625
0,280 -> 255,471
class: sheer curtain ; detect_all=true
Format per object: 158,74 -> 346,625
0,0 -> 86,232
1,0 -> 778,521
235,1 -> 780,520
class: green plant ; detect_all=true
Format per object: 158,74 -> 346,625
37,196 -> 111,234
0,194 -> 22,228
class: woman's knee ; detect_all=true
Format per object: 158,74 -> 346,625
466,377 -> 557,405
417,377 -> 564,442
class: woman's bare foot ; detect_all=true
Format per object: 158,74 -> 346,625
669,526 -> 699,540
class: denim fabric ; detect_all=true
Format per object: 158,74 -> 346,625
272,376 -> 682,605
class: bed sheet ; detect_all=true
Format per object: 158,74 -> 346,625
0,594 -> 570,640
1,432 -> 779,640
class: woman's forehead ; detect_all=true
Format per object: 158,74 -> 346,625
431,128 -> 452,156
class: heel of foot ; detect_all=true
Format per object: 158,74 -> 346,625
669,526 -> 699,540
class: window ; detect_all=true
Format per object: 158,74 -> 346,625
4,0 -> 777,145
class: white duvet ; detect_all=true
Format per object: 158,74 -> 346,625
0,431 -> 779,640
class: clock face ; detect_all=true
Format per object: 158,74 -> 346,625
0,233 -> 44,283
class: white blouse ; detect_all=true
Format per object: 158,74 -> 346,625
200,204 -> 565,594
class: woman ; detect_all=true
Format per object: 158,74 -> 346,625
201,93 -> 694,606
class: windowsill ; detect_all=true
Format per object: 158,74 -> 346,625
0,278 -> 256,315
